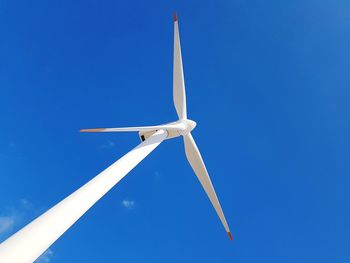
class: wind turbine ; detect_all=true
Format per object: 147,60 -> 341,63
81,12 -> 232,240
0,13 -> 231,263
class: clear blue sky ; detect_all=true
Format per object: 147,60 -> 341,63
1,0 -> 350,262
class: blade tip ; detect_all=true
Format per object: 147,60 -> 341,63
80,128 -> 104,132
174,11 -> 178,22
227,232 -> 233,240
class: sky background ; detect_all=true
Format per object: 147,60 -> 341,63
1,0 -> 350,262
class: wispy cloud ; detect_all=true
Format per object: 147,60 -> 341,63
121,199 -> 135,209
8,142 -> 16,149
101,140 -> 115,149
0,199 -> 32,235
35,248 -> 53,263
0,199 -> 54,260
0,216 -> 15,234
20,198 -> 33,210
0,199 -> 34,236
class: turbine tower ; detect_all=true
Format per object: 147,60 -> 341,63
0,13 -> 232,263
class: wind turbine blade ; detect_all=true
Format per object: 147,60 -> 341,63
173,12 -> 187,120
183,133 -> 232,240
80,124 -> 180,133
80,126 -> 161,133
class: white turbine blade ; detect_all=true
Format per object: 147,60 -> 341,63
183,133 -> 232,240
80,124 -> 180,133
173,13 -> 187,120
80,126 -> 162,133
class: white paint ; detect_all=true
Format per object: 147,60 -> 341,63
173,19 -> 187,120
184,133 -> 231,234
0,130 -> 167,263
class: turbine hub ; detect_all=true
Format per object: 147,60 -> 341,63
186,119 -> 197,131
179,119 -> 196,135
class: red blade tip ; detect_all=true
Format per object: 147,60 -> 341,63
228,232 -> 233,240
174,12 -> 178,22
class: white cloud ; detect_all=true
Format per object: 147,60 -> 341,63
35,248 -> 53,263
0,216 -> 15,234
121,199 -> 135,209
0,198 -> 34,236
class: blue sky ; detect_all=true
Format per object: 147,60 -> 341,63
1,0 -> 350,262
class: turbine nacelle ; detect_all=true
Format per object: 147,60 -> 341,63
134,119 -> 196,142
